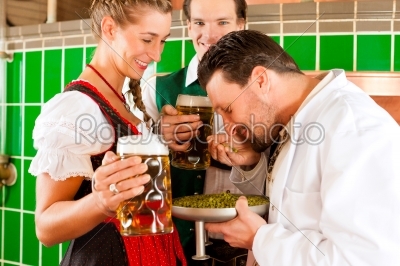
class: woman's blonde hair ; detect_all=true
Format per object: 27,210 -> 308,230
89,0 -> 172,123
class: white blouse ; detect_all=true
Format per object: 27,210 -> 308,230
28,88 -> 147,181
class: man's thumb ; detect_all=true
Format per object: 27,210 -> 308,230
235,196 -> 249,215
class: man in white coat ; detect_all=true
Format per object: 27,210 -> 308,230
197,30 -> 400,266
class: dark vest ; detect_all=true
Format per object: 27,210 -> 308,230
60,81 -> 139,266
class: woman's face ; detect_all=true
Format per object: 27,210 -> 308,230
112,8 -> 172,80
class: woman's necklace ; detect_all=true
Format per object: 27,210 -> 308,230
86,64 -> 130,112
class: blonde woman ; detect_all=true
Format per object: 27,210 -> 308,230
29,0 -> 186,265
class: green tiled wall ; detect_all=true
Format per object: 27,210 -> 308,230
1,32 -> 400,265
395,35 -> 400,71
6,53 -> 22,104
320,35 -> 354,71
357,35 -> 391,71
4,211 -> 20,262
157,41 -> 183,73
44,50 -> 62,102
5,106 -> 22,157
284,35 -> 317,70
2,46 -> 83,265
64,48 -> 84,86
25,52 -> 42,104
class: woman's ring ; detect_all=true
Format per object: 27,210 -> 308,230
91,177 -> 97,192
109,183 -> 119,194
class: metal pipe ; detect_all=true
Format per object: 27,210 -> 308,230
0,154 -> 17,188
0,0 -> 6,49
0,0 -> 11,61
47,0 -> 57,23
192,221 -> 210,260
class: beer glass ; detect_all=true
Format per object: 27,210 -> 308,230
171,94 -> 214,170
116,134 -> 173,236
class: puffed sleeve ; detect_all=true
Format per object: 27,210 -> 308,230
28,91 -> 113,181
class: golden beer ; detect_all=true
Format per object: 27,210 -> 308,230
117,135 -> 173,236
171,95 -> 214,170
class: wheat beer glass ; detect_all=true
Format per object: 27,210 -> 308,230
116,134 -> 173,236
171,94 -> 214,170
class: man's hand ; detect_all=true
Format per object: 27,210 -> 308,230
207,134 -> 261,167
205,196 -> 266,250
158,105 -> 203,151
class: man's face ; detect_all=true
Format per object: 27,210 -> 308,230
187,0 -> 245,61
206,70 -> 279,153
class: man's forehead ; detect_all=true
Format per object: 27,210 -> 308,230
190,0 -> 237,19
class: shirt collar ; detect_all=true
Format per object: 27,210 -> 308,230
185,55 -> 200,87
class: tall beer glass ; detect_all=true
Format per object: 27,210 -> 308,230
171,94 -> 214,170
116,134 -> 173,236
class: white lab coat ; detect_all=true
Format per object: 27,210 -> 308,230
231,70 -> 400,265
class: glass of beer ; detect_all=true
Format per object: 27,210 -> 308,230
171,94 -> 214,170
116,134 -> 173,236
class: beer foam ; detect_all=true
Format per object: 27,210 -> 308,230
176,94 -> 212,107
117,134 -> 169,155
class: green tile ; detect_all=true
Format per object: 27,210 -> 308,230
357,35 -> 391,71
320,35 -> 353,71
284,35 -> 316,70
23,159 -> 36,211
24,106 -> 42,158
393,35 -> 400,71
4,210 -> 21,262
64,48 -> 84,86
5,106 -> 22,156
44,49 -> 63,102
25,51 -> 42,103
22,213 -> 39,265
6,52 -> 23,103
86,46 -> 97,64
0,210 -> 2,253
157,40 -> 183,73
4,158 -> 22,209
184,40 -> 196,66
42,243 -> 61,265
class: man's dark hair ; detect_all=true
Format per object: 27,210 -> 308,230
183,0 -> 247,21
198,30 -> 303,89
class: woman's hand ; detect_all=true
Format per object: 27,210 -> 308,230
91,151 -> 150,216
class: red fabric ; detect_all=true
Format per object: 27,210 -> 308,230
105,217 -> 187,266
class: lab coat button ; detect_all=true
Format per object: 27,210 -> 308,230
272,206 -> 275,211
